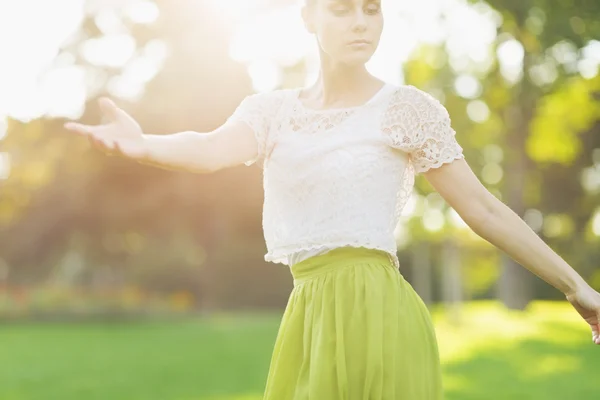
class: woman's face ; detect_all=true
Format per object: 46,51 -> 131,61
303,0 -> 384,66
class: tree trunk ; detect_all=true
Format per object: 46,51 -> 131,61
496,90 -> 535,310
441,239 -> 462,325
411,242 -> 432,305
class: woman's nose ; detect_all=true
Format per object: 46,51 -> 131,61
351,9 -> 368,31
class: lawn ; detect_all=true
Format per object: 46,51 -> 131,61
1,301 -> 598,400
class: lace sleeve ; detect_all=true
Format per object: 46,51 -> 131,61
227,91 -> 285,167
381,86 -> 464,175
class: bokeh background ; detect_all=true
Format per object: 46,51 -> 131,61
1,0 -> 600,399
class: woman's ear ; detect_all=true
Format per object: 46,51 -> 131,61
301,5 -> 316,34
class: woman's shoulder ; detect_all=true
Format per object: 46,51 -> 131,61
236,88 -> 296,117
384,83 -> 443,104
382,83 -> 450,119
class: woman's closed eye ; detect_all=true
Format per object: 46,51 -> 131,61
330,5 -> 351,16
365,3 -> 381,15
329,2 -> 381,16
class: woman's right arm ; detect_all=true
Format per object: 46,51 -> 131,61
64,97 -> 260,173
140,121 -> 258,173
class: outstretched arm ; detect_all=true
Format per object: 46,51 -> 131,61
423,157 -> 600,345
64,97 -> 259,173
140,120 -> 259,173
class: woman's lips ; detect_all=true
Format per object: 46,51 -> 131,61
348,40 -> 371,49
349,40 -> 371,45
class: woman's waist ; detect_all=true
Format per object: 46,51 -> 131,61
289,246 -> 397,284
264,238 -> 399,264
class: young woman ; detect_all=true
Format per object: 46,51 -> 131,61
66,0 -> 600,398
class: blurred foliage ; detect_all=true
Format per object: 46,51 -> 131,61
0,1 -> 290,315
0,0 -> 599,316
402,0 -> 600,308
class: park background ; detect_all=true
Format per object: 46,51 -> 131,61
1,0 -> 600,398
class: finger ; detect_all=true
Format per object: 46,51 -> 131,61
113,141 -> 128,158
64,122 -> 96,136
88,135 -> 104,151
99,97 -> 128,123
88,135 -> 114,154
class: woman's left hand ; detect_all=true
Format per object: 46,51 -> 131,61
565,285 -> 600,345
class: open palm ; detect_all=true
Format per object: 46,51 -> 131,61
566,286 -> 600,345
64,97 -> 147,160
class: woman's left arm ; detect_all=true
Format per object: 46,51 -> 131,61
424,157 -> 587,295
424,157 -> 600,345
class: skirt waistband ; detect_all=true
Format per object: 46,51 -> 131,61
290,246 -> 395,286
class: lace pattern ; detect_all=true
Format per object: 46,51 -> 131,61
285,87 -> 387,133
228,84 -> 464,268
288,108 -> 358,133
381,85 -> 464,174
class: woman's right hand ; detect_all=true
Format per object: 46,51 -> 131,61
565,285 -> 600,345
64,97 -> 148,160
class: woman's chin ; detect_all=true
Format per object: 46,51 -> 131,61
340,53 -> 375,67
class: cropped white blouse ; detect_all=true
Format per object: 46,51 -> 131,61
227,83 -> 465,269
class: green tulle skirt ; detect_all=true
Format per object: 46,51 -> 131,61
263,246 -> 443,400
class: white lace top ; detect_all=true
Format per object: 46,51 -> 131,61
227,83 -> 464,269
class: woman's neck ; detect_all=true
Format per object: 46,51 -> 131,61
302,59 -> 382,108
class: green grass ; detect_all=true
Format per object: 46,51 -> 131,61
1,301 -> 598,400
433,301 -> 600,399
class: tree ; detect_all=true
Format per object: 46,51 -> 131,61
403,0 -> 600,309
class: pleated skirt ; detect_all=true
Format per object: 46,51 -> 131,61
263,246 -> 443,400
